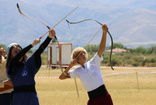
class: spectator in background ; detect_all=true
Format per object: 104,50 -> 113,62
0,47 -> 13,105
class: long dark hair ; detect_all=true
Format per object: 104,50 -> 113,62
6,44 -> 28,69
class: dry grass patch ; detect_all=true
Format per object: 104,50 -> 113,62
35,67 -> 156,105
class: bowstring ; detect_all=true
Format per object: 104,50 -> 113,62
19,12 -> 36,37
66,22 -> 81,98
66,19 -> 114,70
18,3 -> 80,97
67,22 -> 102,98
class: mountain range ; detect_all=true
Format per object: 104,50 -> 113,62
0,0 -> 156,49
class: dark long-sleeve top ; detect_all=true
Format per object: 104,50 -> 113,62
7,36 -> 52,86
7,36 -> 52,105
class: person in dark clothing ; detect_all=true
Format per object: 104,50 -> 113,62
6,29 -> 56,105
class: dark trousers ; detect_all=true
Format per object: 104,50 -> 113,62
0,93 -> 12,105
87,93 -> 113,105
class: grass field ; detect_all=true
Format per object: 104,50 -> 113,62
35,67 -> 156,105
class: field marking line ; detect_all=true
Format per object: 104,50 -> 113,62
35,71 -> 156,79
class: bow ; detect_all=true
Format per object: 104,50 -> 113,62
66,19 -> 114,70
17,3 -> 79,40
17,3 -> 80,97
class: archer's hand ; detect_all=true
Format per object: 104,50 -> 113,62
70,59 -> 78,67
102,24 -> 108,33
49,28 -> 56,38
31,39 -> 41,46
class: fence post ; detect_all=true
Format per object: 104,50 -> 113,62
136,72 -> 140,91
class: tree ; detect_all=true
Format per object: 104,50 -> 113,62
136,46 -> 146,54
0,44 -> 7,50
129,46 -> 146,54
147,45 -> 156,54
84,45 -> 99,52
52,38 -> 57,43
110,43 -> 124,49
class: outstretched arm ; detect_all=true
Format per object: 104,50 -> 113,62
34,29 -> 56,57
8,44 -> 33,75
10,38 -> 41,66
59,59 -> 77,80
97,24 -> 108,57
8,35 -> 41,75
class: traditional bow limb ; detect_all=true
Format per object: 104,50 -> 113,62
17,3 -> 80,97
74,28 -> 101,60
17,3 -> 79,72
66,19 -> 114,70
107,31 -> 114,70
17,3 -> 49,29
17,3 -> 79,39
39,5 -> 79,39
66,19 -> 102,26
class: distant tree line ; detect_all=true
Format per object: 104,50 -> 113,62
0,44 -> 33,53
84,43 -> 156,67
84,43 -> 156,54
1,43 -> 156,67
129,46 -> 156,54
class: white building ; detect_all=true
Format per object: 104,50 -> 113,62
47,43 -> 72,69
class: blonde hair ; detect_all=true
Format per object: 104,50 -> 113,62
71,47 -> 88,60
